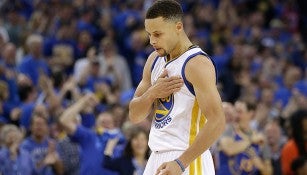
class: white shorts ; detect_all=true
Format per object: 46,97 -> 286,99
143,149 -> 215,175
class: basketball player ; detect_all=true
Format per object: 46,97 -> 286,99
129,0 -> 226,174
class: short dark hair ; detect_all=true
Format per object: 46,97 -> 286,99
18,84 -> 34,102
123,127 -> 150,159
290,109 -> 307,155
145,0 -> 183,22
291,156 -> 307,174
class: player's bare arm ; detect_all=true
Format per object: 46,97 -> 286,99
129,52 -> 183,124
178,55 -> 225,168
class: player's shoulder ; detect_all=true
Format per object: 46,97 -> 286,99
184,50 -> 217,82
147,51 -> 159,63
143,51 -> 159,71
186,52 -> 213,69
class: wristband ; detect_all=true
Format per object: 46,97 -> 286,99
174,158 -> 185,172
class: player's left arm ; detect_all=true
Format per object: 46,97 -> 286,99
178,54 -> 226,168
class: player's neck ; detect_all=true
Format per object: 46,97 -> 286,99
167,36 -> 193,62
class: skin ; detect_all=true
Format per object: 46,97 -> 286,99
59,94 -> 98,135
219,102 -> 272,175
129,17 -> 225,175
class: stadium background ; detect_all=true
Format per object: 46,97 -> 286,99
0,0 -> 306,175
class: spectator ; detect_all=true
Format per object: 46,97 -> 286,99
103,127 -> 150,175
21,113 -> 63,175
18,34 -> 50,86
55,123 -> 80,175
264,120 -> 286,175
281,110 -> 307,175
18,83 -> 37,130
59,94 -> 124,175
97,37 -> 132,92
217,101 -> 272,175
0,42 -> 19,104
0,124 -> 34,175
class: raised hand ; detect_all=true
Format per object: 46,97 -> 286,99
83,93 -> 99,107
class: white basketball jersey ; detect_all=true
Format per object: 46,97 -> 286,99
148,46 -> 216,152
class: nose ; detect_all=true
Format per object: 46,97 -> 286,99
149,36 -> 156,46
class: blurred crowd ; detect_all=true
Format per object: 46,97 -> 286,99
0,0 -> 306,175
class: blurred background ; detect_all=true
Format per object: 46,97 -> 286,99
0,0 -> 306,175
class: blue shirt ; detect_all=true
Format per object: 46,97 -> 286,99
18,54 -> 50,85
0,147 -> 34,175
70,126 -> 116,175
19,102 -> 35,130
20,137 -> 54,175
218,131 -> 261,175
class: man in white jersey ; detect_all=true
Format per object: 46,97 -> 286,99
129,0 -> 226,174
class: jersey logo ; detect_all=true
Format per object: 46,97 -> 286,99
154,94 -> 174,129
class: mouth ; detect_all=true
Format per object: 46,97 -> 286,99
155,47 -> 164,53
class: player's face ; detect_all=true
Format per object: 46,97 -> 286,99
145,17 -> 179,57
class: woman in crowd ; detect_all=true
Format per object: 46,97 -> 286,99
103,127 -> 150,175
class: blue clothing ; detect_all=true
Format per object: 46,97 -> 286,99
20,137 -> 54,175
76,20 -> 98,39
19,102 -> 35,130
218,131 -> 261,175
70,126 -> 116,175
97,129 -> 126,159
104,156 -> 145,175
43,36 -> 77,60
85,75 -> 113,93
0,61 -> 19,103
81,113 -> 96,129
274,87 -> 292,108
0,147 -> 34,175
18,55 -> 50,85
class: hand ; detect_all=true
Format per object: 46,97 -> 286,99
10,108 -> 21,121
151,69 -> 183,99
250,133 -> 265,145
39,74 -> 52,92
156,161 -> 183,175
44,151 -> 60,165
63,77 -> 76,92
44,140 -> 60,165
83,93 -> 99,107
104,137 -> 119,156
8,129 -> 23,160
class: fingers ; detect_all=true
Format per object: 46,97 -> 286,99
159,69 -> 168,78
167,79 -> 184,88
84,93 -> 99,106
166,75 -> 182,82
157,169 -> 167,175
156,163 -> 167,175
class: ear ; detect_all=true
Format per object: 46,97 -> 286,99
176,22 -> 183,33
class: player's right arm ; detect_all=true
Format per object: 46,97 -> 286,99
129,52 -> 157,124
129,52 -> 183,123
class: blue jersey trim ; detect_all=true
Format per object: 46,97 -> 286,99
151,56 -> 160,72
181,52 -> 218,96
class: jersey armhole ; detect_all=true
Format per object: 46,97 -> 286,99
150,56 -> 160,73
181,52 -> 218,96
